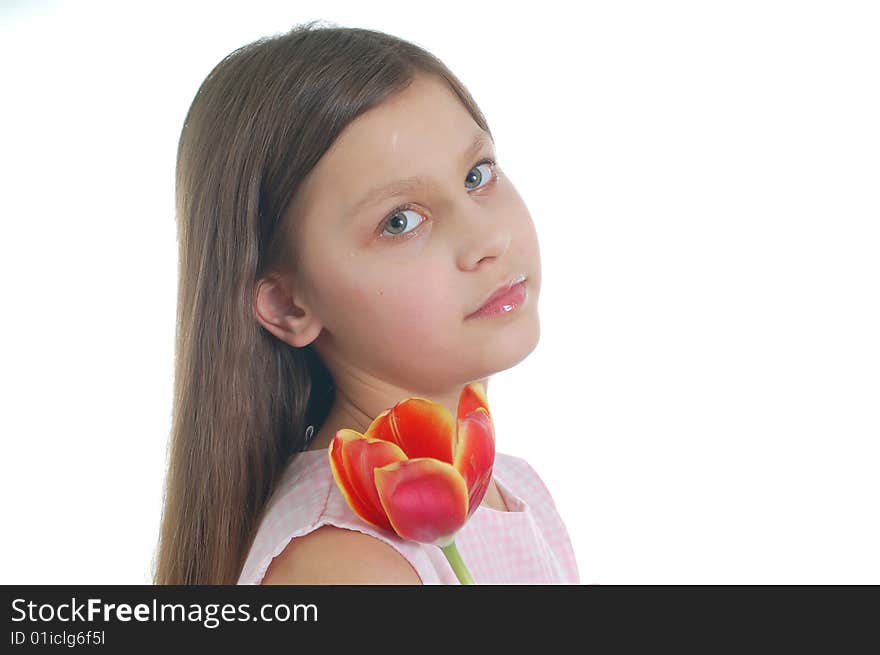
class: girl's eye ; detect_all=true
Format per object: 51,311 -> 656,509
379,158 -> 498,241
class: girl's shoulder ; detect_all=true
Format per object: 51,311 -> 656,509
260,523 -> 423,584
237,449 -> 438,584
237,448 -> 576,584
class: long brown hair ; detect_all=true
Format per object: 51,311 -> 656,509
154,20 -> 493,584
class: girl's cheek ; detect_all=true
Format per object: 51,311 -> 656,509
338,276 -> 416,317
389,286 -> 435,316
386,284 -> 449,329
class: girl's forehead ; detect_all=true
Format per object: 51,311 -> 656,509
302,81 -> 486,211
330,77 -> 476,160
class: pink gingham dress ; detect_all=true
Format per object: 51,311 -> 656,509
237,449 -> 580,585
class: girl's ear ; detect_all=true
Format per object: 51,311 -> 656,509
253,274 -> 323,348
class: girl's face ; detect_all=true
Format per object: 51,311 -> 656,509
280,73 -> 541,395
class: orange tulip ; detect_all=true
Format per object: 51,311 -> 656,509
328,381 -> 495,584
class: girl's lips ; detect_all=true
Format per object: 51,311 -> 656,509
466,276 -> 527,319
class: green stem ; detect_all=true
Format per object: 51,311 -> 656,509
440,540 -> 476,585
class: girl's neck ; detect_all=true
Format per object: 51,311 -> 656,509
305,401 -> 371,451
304,381 -> 485,451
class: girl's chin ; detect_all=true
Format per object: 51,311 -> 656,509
474,315 -> 541,372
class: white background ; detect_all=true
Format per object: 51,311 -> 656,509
1,0 -> 877,584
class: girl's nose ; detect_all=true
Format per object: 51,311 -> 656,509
455,206 -> 512,271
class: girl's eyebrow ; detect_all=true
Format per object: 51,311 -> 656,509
347,131 -> 494,214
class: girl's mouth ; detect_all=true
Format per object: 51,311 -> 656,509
466,275 -> 527,319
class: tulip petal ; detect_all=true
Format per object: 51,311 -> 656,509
457,381 -> 490,421
374,458 -> 469,547
454,407 -> 496,520
329,431 -> 373,524
363,408 -> 395,445
366,398 -> 455,464
329,429 -> 407,532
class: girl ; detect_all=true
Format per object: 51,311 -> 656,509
154,20 -> 579,585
